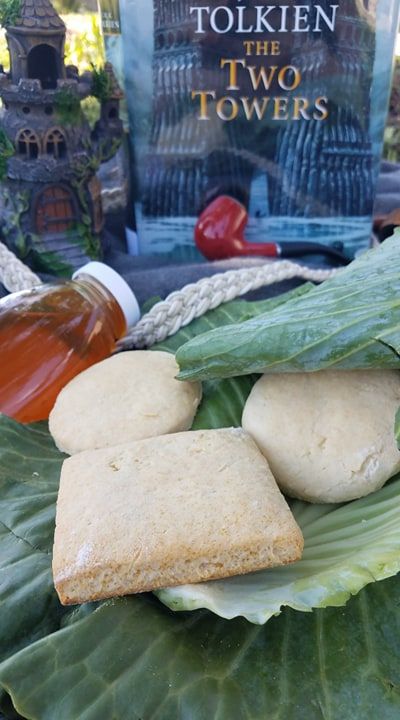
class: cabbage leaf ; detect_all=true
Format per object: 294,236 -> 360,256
176,234 -> 400,380
395,407 -> 400,450
1,275 -> 400,719
0,415 -> 399,718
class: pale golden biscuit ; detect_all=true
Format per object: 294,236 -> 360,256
242,370 -> 400,503
52,428 -> 304,605
49,351 -> 202,454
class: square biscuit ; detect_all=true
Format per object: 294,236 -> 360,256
53,428 -> 303,605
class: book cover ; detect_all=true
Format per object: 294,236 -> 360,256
104,0 -> 400,262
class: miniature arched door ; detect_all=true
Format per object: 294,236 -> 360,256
35,186 -> 76,235
27,45 -> 59,89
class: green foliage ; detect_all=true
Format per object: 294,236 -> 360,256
0,0 -> 21,28
176,234 -> 400,381
0,128 -> 14,180
72,137 -> 121,188
0,38 -> 8,70
27,246 -> 73,278
63,12 -> 105,71
1,352 -> 400,716
384,125 -> 400,163
54,0 -> 82,11
71,137 -> 121,234
75,221 -> 101,259
156,287 -> 312,428
91,65 -> 112,101
395,407 -> 400,450
0,188 -> 30,257
54,87 -> 81,126
2,575 -> 400,720
384,57 -> 400,162
80,95 -> 101,128
0,191 -> 72,276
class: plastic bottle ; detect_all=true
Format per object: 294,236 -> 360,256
0,262 -> 140,424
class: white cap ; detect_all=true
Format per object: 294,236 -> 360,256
73,262 -> 140,328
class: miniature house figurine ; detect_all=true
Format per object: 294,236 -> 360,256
0,0 -> 124,273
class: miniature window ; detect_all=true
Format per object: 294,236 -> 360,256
108,106 -> 118,120
27,44 -> 58,89
46,128 -> 67,159
17,129 -> 40,159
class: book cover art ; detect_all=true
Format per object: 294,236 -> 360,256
107,0 -> 400,262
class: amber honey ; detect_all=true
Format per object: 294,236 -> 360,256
0,277 -> 126,423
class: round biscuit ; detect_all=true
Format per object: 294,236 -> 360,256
242,370 -> 400,503
49,351 -> 202,454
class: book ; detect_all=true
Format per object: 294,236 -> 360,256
101,0 -> 400,263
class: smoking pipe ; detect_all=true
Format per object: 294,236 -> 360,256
195,196 -> 351,265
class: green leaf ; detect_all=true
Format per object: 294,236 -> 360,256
1,276 -> 400,719
176,234 -> 400,381
1,580 -> 400,719
395,408 -> 400,450
155,284 -> 313,428
156,284 -> 314,353
0,419 -> 67,664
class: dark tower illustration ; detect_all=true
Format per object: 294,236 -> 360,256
141,0 -> 376,224
272,0 -> 375,219
0,0 -> 123,272
142,0 -> 254,218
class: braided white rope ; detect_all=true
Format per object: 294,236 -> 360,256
118,260 -> 338,350
0,240 -> 337,348
0,241 -> 41,293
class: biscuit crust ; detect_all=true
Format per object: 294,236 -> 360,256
49,351 -> 202,454
53,429 -> 304,605
243,370 -> 400,503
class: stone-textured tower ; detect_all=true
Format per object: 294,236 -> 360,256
0,0 -> 123,274
141,0 -> 251,219
141,0 -> 376,224
272,0 -> 376,219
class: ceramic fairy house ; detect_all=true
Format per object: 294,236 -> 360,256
0,0 -> 123,273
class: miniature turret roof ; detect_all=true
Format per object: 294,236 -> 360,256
12,0 -> 65,31
104,62 -> 124,100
